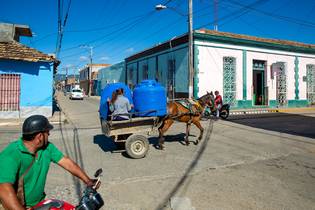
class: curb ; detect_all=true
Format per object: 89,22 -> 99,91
0,119 -> 64,127
230,107 -> 315,115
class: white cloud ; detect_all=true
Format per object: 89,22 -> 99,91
79,56 -> 88,61
125,48 -> 134,53
66,64 -> 74,68
100,56 -> 110,61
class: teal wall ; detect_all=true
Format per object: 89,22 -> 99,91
98,61 -> 125,95
126,44 -> 188,93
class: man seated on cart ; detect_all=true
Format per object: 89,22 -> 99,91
108,88 -> 133,121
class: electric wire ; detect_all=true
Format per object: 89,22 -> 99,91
59,4 -> 212,61
224,0 -> 315,28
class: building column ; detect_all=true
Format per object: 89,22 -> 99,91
294,56 -> 299,100
242,50 -> 247,100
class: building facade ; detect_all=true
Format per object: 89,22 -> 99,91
0,23 -> 58,118
125,30 -> 315,109
97,61 -> 125,95
79,64 -> 109,96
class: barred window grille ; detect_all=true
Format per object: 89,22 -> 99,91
0,74 -> 21,111
142,64 -> 148,80
223,57 -> 236,106
167,59 -> 175,99
276,62 -> 287,106
128,67 -> 133,88
306,64 -> 315,104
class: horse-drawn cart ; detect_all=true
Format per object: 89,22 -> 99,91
101,115 -> 161,159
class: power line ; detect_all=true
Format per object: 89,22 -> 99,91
224,0 -> 315,28
55,0 -> 72,58
219,0 -> 270,27
60,4 -> 212,61
197,0 -> 269,29
66,11 -> 154,33
101,4 -> 213,58
60,12 -> 155,59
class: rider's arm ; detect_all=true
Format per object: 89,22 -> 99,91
0,183 -> 25,210
57,156 -> 94,186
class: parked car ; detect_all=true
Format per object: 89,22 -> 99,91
69,89 -> 84,100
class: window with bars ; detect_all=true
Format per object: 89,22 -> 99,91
167,59 -> 175,99
276,62 -> 287,106
142,64 -> 148,80
223,57 -> 236,106
0,74 -> 21,111
127,67 -> 135,89
306,64 -> 315,104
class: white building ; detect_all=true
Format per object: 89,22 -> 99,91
125,29 -> 315,109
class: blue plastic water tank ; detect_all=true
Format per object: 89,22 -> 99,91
133,80 -> 167,117
99,83 -> 133,120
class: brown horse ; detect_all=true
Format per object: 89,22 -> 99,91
158,92 -> 212,150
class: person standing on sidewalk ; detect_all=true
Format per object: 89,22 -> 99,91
214,90 -> 223,118
0,115 -> 96,210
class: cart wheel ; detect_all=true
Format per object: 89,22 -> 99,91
125,135 -> 149,159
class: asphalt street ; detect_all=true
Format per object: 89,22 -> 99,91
1,92 -> 315,210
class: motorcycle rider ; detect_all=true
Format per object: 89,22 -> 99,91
0,115 -> 97,210
214,90 -> 223,118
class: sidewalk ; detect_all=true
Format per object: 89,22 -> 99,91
230,106 -> 315,115
0,110 -> 67,127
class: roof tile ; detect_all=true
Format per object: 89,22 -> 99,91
0,41 -> 57,62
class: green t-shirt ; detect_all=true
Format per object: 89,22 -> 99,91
0,138 -> 64,207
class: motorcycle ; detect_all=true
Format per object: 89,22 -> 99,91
202,104 -> 230,120
31,169 -> 104,210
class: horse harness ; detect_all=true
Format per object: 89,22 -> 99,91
169,99 -> 203,123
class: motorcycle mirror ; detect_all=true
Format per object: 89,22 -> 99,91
94,168 -> 103,177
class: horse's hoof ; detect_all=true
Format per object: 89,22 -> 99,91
194,140 -> 199,145
158,144 -> 164,150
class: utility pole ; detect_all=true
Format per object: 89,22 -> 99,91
81,45 -> 93,97
65,67 -> 68,86
214,0 -> 218,31
188,0 -> 194,98
89,46 -> 93,97
155,1 -> 194,98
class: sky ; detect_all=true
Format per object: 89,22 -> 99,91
1,0 -> 315,75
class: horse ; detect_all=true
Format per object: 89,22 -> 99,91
158,92 -> 213,150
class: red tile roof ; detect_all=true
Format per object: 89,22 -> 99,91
197,29 -> 315,49
0,41 -> 57,62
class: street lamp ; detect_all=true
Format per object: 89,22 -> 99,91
155,0 -> 194,98
80,45 -> 93,97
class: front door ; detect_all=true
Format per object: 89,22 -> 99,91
252,60 -> 266,105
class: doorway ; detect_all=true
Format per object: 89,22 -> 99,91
252,60 -> 267,105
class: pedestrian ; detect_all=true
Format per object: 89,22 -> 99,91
108,88 -> 132,120
0,115 -> 97,209
214,90 -> 223,118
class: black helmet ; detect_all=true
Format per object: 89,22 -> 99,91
23,115 -> 54,135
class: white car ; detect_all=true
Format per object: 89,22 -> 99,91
69,89 -> 84,100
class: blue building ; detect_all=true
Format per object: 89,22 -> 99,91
0,23 -> 59,119
97,61 -> 125,95
125,35 -> 188,99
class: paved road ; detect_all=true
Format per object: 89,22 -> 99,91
1,92 -> 315,210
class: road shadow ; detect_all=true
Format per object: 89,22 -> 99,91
52,97 -> 60,114
228,112 -> 315,139
93,132 -> 196,154
93,134 -> 117,152
149,133 -> 198,149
